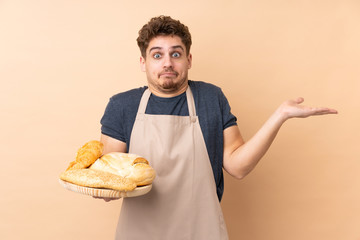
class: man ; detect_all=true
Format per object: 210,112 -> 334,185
99,16 -> 337,239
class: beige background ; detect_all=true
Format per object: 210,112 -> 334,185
1,0 -> 359,239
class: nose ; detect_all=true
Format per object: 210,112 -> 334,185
163,53 -> 173,68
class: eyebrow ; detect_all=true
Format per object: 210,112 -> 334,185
148,45 -> 185,53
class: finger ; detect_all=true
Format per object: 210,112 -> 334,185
104,197 -> 121,202
92,196 -> 120,201
312,107 -> 338,115
323,108 -> 338,114
295,97 -> 304,104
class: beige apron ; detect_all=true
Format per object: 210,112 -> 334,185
115,86 -> 228,240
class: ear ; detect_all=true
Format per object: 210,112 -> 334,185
187,53 -> 192,69
140,56 -> 146,72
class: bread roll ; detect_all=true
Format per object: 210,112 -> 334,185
90,152 -> 156,186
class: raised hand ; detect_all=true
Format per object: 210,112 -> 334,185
277,97 -> 338,121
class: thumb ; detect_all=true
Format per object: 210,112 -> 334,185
295,97 -> 304,104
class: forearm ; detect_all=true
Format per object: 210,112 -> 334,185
224,109 -> 287,179
100,134 -> 127,155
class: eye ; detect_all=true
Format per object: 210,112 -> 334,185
172,52 -> 181,58
153,53 -> 161,59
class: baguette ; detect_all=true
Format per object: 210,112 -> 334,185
60,169 -> 137,192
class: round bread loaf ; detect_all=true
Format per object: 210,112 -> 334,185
90,152 -> 156,186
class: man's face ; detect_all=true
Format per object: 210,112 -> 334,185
140,35 -> 192,97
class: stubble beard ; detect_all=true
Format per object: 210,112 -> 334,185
150,71 -> 188,95
161,75 -> 187,92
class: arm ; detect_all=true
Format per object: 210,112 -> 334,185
100,134 -> 127,154
223,97 -> 338,180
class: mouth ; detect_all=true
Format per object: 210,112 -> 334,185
159,71 -> 178,78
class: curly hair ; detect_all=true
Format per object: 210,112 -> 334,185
137,16 -> 192,58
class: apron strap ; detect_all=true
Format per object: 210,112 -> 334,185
138,85 -> 196,117
186,86 -> 196,117
137,88 -> 152,114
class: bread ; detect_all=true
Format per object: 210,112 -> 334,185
60,169 -> 137,192
60,140 -> 155,192
90,152 -> 156,186
66,140 -> 103,170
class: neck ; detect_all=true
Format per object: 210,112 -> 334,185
148,80 -> 189,98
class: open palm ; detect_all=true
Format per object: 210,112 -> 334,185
279,97 -> 338,119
